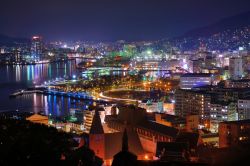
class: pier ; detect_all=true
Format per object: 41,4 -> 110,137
9,88 -> 93,101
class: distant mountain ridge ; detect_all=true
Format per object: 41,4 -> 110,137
168,11 -> 250,51
182,11 -> 250,38
0,11 -> 249,50
0,34 -> 30,46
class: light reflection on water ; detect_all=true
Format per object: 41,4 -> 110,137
11,93 -> 93,119
0,60 -> 167,118
0,60 -> 88,118
2,62 -> 75,84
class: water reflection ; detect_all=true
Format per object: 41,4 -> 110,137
2,61 -> 75,85
0,60 -> 167,118
0,61 -> 79,117
9,92 -> 93,118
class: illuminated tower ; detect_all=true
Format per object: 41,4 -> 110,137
31,36 -> 43,61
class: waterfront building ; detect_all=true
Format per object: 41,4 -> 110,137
13,48 -> 22,62
0,48 -> 5,54
219,120 -> 250,148
180,73 -> 212,89
31,36 -> 43,61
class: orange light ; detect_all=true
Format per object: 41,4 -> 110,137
144,155 -> 149,160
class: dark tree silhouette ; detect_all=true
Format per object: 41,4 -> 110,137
0,118 -> 102,166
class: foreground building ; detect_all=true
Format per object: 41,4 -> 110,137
238,98 -> 250,120
175,87 -> 250,131
26,114 -> 49,125
111,129 -> 137,166
210,101 -> 237,132
86,110 -> 145,165
175,89 -> 212,126
105,105 -> 179,154
218,120 -> 250,148
225,79 -> 250,88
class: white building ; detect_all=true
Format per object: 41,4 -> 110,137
238,98 -> 250,120
0,48 -> 5,54
210,102 -> 237,133
223,57 -> 230,67
229,57 -> 243,80
139,100 -> 164,113
180,73 -> 212,89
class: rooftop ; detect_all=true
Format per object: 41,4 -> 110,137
181,73 -> 212,78
220,119 -> 250,125
156,113 -> 186,124
156,142 -> 188,157
138,121 -> 179,138
229,79 -> 250,83
104,128 -> 144,159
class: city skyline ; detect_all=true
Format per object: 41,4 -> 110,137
0,1 -> 250,166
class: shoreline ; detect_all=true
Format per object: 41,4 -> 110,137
0,58 -> 75,66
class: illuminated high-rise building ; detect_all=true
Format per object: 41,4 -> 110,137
14,48 -> 22,62
0,48 -> 5,54
229,57 -> 243,80
31,36 -> 43,61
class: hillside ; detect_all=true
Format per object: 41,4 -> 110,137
0,34 -> 29,46
170,11 -> 250,51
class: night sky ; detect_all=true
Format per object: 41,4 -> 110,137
0,0 -> 250,41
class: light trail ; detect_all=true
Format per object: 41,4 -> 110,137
99,92 -> 141,102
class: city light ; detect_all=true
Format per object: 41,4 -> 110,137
1,1 -> 249,165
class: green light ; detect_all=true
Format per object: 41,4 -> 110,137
67,115 -> 77,122
147,50 -> 152,55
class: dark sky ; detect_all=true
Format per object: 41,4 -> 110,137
0,0 -> 250,41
